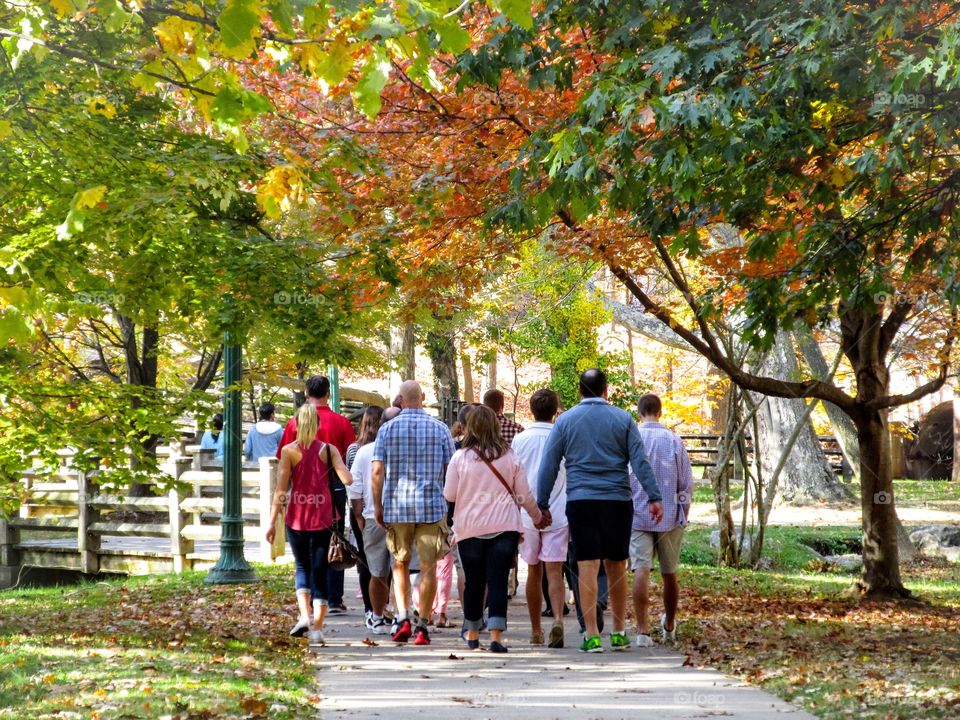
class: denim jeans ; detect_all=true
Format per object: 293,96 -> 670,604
349,507 -> 372,614
326,488 -> 347,605
458,531 -> 519,632
286,526 -> 332,603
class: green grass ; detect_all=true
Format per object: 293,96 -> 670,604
691,478 -> 960,513
680,525 -> 864,573
0,565 -> 317,719
893,479 -> 960,511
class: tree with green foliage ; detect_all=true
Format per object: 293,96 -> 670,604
472,0 -> 960,597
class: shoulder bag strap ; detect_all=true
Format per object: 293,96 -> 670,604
474,450 -> 521,508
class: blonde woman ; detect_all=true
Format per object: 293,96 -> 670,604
267,403 -> 352,646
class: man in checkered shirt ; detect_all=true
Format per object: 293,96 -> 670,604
372,380 -> 456,646
483,388 -> 525,443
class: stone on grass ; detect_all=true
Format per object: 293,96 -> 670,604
824,554 -> 863,572
909,525 -> 960,563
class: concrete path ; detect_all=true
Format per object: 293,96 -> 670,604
312,571 -> 815,720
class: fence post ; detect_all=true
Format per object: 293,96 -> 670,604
20,472 -> 32,520
0,517 -> 19,589
77,471 -> 100,575
165,457 -> 193,573
259,457 -> 283,562
193,448 -> 215,471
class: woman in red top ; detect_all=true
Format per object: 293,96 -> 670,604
267,403 -> 352,647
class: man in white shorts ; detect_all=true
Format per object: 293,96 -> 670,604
512,388 -> 568,649
348,407 -> 400,634
630,393 -> 692,646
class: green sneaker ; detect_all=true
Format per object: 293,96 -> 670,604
610,631 -> 630,651
579,634 -> 603,653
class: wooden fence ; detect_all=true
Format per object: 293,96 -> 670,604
1,446 -> 285,587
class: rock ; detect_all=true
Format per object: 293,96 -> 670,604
910,525 -> 960,563
709,529 -> 755,553
824,554 -> 863,571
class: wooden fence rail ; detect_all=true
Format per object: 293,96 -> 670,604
1,446 -> 285,587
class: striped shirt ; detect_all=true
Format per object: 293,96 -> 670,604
630,421 -> 693,532
372,408 -> 456,524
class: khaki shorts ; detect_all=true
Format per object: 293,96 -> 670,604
630,526 -> 685,575
386,519 -> 448,568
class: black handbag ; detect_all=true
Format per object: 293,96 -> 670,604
327,529 -> 360,571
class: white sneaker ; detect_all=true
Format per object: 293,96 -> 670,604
289,618 -> 310,637
308,629 -> 326,646
370,616 -> 389,635
635,633 -> 654,648
365,611 -> 374,630
660,614 -> 677,643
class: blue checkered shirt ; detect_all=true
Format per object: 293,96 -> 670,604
630,421 -> 693,532
372,408 -> 456,524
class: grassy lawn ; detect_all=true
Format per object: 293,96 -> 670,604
0,565 -> 317,719
653,522 -> 960,720
691,478 -> 960,512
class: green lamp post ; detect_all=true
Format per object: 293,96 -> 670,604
328,364 -> 340,413
205,336 -> 257,584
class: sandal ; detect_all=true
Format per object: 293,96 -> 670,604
436,614 -> 451,628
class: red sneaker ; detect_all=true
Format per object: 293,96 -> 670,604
413,625 -> 431,646
392,618 -> 412,643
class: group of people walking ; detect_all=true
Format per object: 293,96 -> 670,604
264,368 -> 692,653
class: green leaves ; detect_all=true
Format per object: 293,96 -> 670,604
491,0 -> 533,31
218,0 -> 261,55
211,85 -> 274,129
352,44 -> 392,118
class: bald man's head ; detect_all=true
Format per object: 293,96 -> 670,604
398,380 -> 424,408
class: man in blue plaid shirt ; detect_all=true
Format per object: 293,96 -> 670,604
372,380 -> 456,646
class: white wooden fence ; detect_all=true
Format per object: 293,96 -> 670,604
0,445 -> 285,587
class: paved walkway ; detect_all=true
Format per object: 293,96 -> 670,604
313,571 -> 815,720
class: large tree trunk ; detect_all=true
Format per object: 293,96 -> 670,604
855,408 -> 906,597
118,316 -> 160,497
793,326 -> 861,482
426,328 -> 459,403
752,331 -> 850,504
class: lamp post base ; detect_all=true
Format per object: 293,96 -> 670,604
204,555 -> 258,585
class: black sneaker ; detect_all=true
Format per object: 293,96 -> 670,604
328,604 -> 348,615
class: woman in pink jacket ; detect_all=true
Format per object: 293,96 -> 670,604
444,405 -> 545,653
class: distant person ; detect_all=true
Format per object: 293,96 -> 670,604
244,402 -> 283,461
372,380 -> 456,646
631,394 -> 692,646
199,413 -> 224,460
512,389 -> 568,648
276,375 -> 356,615
266,403 -> 353,647
537,368 -> 663,653
483,389 -> 525,444
445,405 -> 545,653
347,405 -> 390,634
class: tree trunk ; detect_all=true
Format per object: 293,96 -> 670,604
751,331 -> 850,504
425,329 -> 459,403
855,408 -> 907,597
401,323 -> 417,381
460,344 -> 475,403
793,326 -> 861,483
118,316 -> 160,497
487,356 -> 497,391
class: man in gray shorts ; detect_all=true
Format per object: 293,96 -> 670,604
348,407 -> 401,634
630,394 -> 693,646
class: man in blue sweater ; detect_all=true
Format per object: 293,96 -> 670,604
537,369 -> 663,653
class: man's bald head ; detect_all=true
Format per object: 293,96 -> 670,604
382,406 -> 402,422
398,380 -> 424,408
